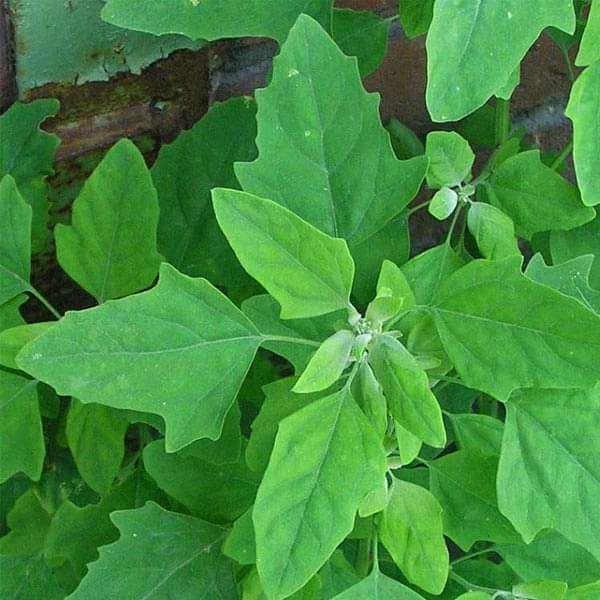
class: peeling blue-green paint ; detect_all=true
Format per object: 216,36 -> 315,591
10,0 -> 204,93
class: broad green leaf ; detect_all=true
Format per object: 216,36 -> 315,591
213,189 -> 355,319
0,99 -> 60,252
0,554 -> 67,599
425,132 -> 474,188
567,581 -> 600,599
254,388 -> 386,599
0,372 -> 44,483
512,580 -> 568,600
379,479 -> 449,594
102,0 -> 332,43
242,295 -> 340,373
576,0 -> 600,66
319,551 -> 361,598
55,139 -> 162,302
369,336 -> 446,447
0,176 -> 32,305
246,378 -> 321,474
433,257 -> 600,400
17,264 -> 262,452
66,400 -> 129,496
143,439 -> 258,523
402,244 -> 464,305
294,329 -> 354,393
377,259 -> 416,309
352,362 -> 388,439
550,214 -> 600,289
332,9 -> 390,77
429,187 -> 459,221
332,567 -> 426,599
498,530 -> 600,588
0,322 -> 52,370
456,594 -> 492,600
467,202 -> 520,260
386,118 -> 425,160
487,150 -> 595,239
69,502 -> 236,599
426,0 -> 576,121
497,387 -> 600,561
223,507 -> 256,566
400,0 -> 435,38
236,14 -> 427,246
448,413 -> 503,456
566,63 -> 600,207
152,98 -> 257,287
395,422 -> 422,466
429,450 -> 520,550
526,254 -> 600,314
0,295 -> 26,334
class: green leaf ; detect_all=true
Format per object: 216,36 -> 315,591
55,139 -> 161,302
400,0 -> 435,38
377,260 -> 416,310
0,322 -> 52,370
235,14 -> 427,246
550,214 -> 600,289
213,189 -> 355,319
352,362 -> 388,439
429,450 -> 520,550
17,264 -> 262,452
0,372 -> 44,483
512,580 -> 568,600
467,202 -> 520,260
253,387 -> 386,599
497,387 -> 600,561
425,132 -> 474,188
395,422 -> 422,466
246,378 -> 321,475
319,551 -> 361,598
386,118 -> 425,160
0,176 -> 32,305
242,294 -> 340,373
0,99 -> 60,252
566,63 -> 600,207
497,530 -> 600,588
332,567 -> 427,599
576,0 -> 600,66
526,254 -> 600,314
487,150 -> 595,238
332,9 -> 390,77
433,257 -> 600,400
143,439 -> 258,523
152,98 -> 257,287
455,594 -> 492,600
567,581 -> 600,599
69,502 -> 236,599
66,400 -> 129,496
401,244 -> 464,305
448,413 -> 503,456
0,554 -> 67,599
426,0 -> 576,121
294,329 -> 354,393
0,295 -> 26,334
102,0 -> 332,42
379,479 -> 449,594
368,336 -> 446,447
223,507 -> 256,566
429,187 -> 459,221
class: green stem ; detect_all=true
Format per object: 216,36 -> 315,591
551,140 -> 574,171
449,572 -> 499,595
561,47 -> 576,82
265,335 -> 321,348
494,98 -> 511,145
27,286 -> 62,320
408,199 -> 432,216
445,204 -> 463,247
451,546 -> 498,565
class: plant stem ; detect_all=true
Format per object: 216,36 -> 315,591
494,98 -> 511,146
265,335 -> 321,348
561,48 -> 576,82
27,286 -> 62,320
451,546 -> 498,565
408,199 -> 432,216
445,204 -> 462,247
551,140 -> 574,171
449,572 -> 499,595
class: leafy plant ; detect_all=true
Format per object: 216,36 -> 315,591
1,2 -> 600,599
